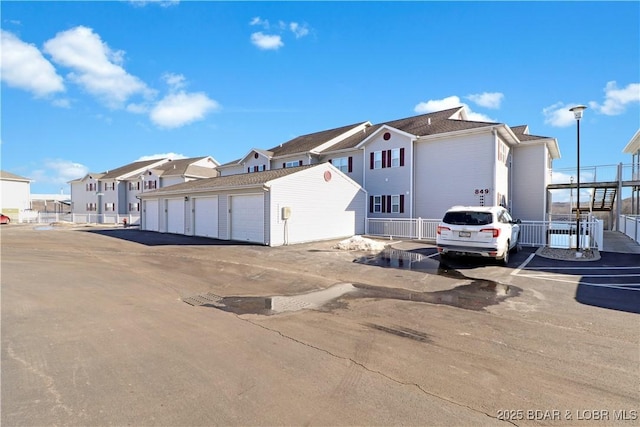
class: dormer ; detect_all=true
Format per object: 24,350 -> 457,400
239,149 -> 273,173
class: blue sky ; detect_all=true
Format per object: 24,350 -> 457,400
2,1 -> 639,195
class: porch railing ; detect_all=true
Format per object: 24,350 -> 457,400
19,212 -> 141,226
367,217 -> 603,249
619,215 -> 640,244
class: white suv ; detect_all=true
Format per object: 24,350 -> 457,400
436,205 -> 520,265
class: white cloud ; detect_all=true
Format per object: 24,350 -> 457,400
150,91 -> 220,128
0,30 -> 65,97
542,102 -> 578,127
136,153 -> 187,161
466,92 -> 504,109
289,22 -> 310,38
248,18 -> 310,50
250,32 -> 284,50
162,72 -> 187,90
589,81 -> 640,115
414,95 -> 495,122
43,26 -> 152,109
30,159 -> 89,187
250,17 -> 269,28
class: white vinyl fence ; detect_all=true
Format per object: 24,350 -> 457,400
19,212 -> 140,226
367,217 -> 603,249
619,215 -> 640,245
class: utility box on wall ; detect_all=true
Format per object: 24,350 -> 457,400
281,206 -> 292,220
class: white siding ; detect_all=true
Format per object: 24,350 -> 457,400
268,163 -> 366,246
0,179 -> 30,216
363,131 -> 413,218
218,165 -> 245,177
244,153 -> 271,173
320,150 -> 363,186
511,143 -> 548,221
414,132 -> 495,219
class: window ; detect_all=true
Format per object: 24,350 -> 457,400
373,196 -> 382,213
391,149 -> 400,168
369,194 -> 405,214
498,141 -> 509,165
144,180 -> 157,190
128,203 -> 140,212
105,203 -> 115,212
86,203 -> 97,211
391,195 -> 400,213
129,182 -> 140,191
370,148 -> 404,169
104,182 -> 115,191
284,160 -> 303,168
86,183 -> 96,192
331,157 -> 353,173
248,165 -> 266,173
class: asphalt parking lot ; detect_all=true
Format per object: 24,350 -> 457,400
2,224 -> 638,426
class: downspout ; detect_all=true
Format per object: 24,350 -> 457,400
410,138 -> 415,219
492,128 -> 498,207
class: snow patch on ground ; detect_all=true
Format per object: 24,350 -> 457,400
334,235 -> 387,251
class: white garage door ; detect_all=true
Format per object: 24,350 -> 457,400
194,196 -> 218,238
144,200 -> 159,231
230,194 -> 264,243
166,198 -> 185,234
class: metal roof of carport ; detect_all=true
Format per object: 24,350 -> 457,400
139,165 -> 316,197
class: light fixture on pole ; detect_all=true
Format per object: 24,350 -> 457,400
569,105 -> 587,251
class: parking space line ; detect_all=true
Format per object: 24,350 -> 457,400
511,252 -> 536,276
522,266 -> 640,271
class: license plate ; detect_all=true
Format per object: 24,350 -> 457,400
459,231 -> 471,238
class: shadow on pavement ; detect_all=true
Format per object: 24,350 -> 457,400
575,283 -> 640,314
81,228 -> 258,247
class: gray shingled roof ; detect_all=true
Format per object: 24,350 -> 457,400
101,159 -> 168,179
322,107 -> 494,152
150,157 -> 218,178
267,122 -> 367,157
141,165 -> 315,195
0,170 -> 31,181
510,125 -> 552,141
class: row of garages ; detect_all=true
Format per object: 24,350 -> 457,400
139,163 -> 366,246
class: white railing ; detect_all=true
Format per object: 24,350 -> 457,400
367,218 -> 440,240
19,213 -> 141,226
620,215 -> 640,244
367,217 -> 603,249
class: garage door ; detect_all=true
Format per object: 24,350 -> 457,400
144,200 -> 159,231
194,196 -> 218,238
230,194 -> 264,243
166,198 -> 185,234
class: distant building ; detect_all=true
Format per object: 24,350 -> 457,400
0,170 -> 31,221
30,194 -> 71,214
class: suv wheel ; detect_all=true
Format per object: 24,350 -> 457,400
500,241 -> 510,265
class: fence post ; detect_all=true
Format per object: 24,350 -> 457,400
418,217 -> 422,240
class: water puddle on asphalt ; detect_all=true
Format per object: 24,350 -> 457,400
33,225 -> 54,231
184,248 -> 520,315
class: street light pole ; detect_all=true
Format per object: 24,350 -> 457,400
569,105 -> 587,252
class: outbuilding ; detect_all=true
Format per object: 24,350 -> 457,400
138,163 -> 366,246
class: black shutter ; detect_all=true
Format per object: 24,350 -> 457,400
370,152 -> 374,169
387,150 -> 392,168
400,148 -> 405,167
299,160 -> 303,166
381,196 -> 386,213
369,196 -> 374,213
328,159 -> 332,164
282,162 -> 286,168
382,151 -> 387,168
348,156 -> 353,173
386,195 -> 392,213
400,194 -> 405,213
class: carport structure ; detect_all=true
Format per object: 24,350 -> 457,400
138,163 -> 366,246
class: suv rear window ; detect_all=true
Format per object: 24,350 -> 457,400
442,211 -> 493,226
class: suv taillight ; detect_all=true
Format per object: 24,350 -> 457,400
480,228 -> 500,238
437,226 -> 450,235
